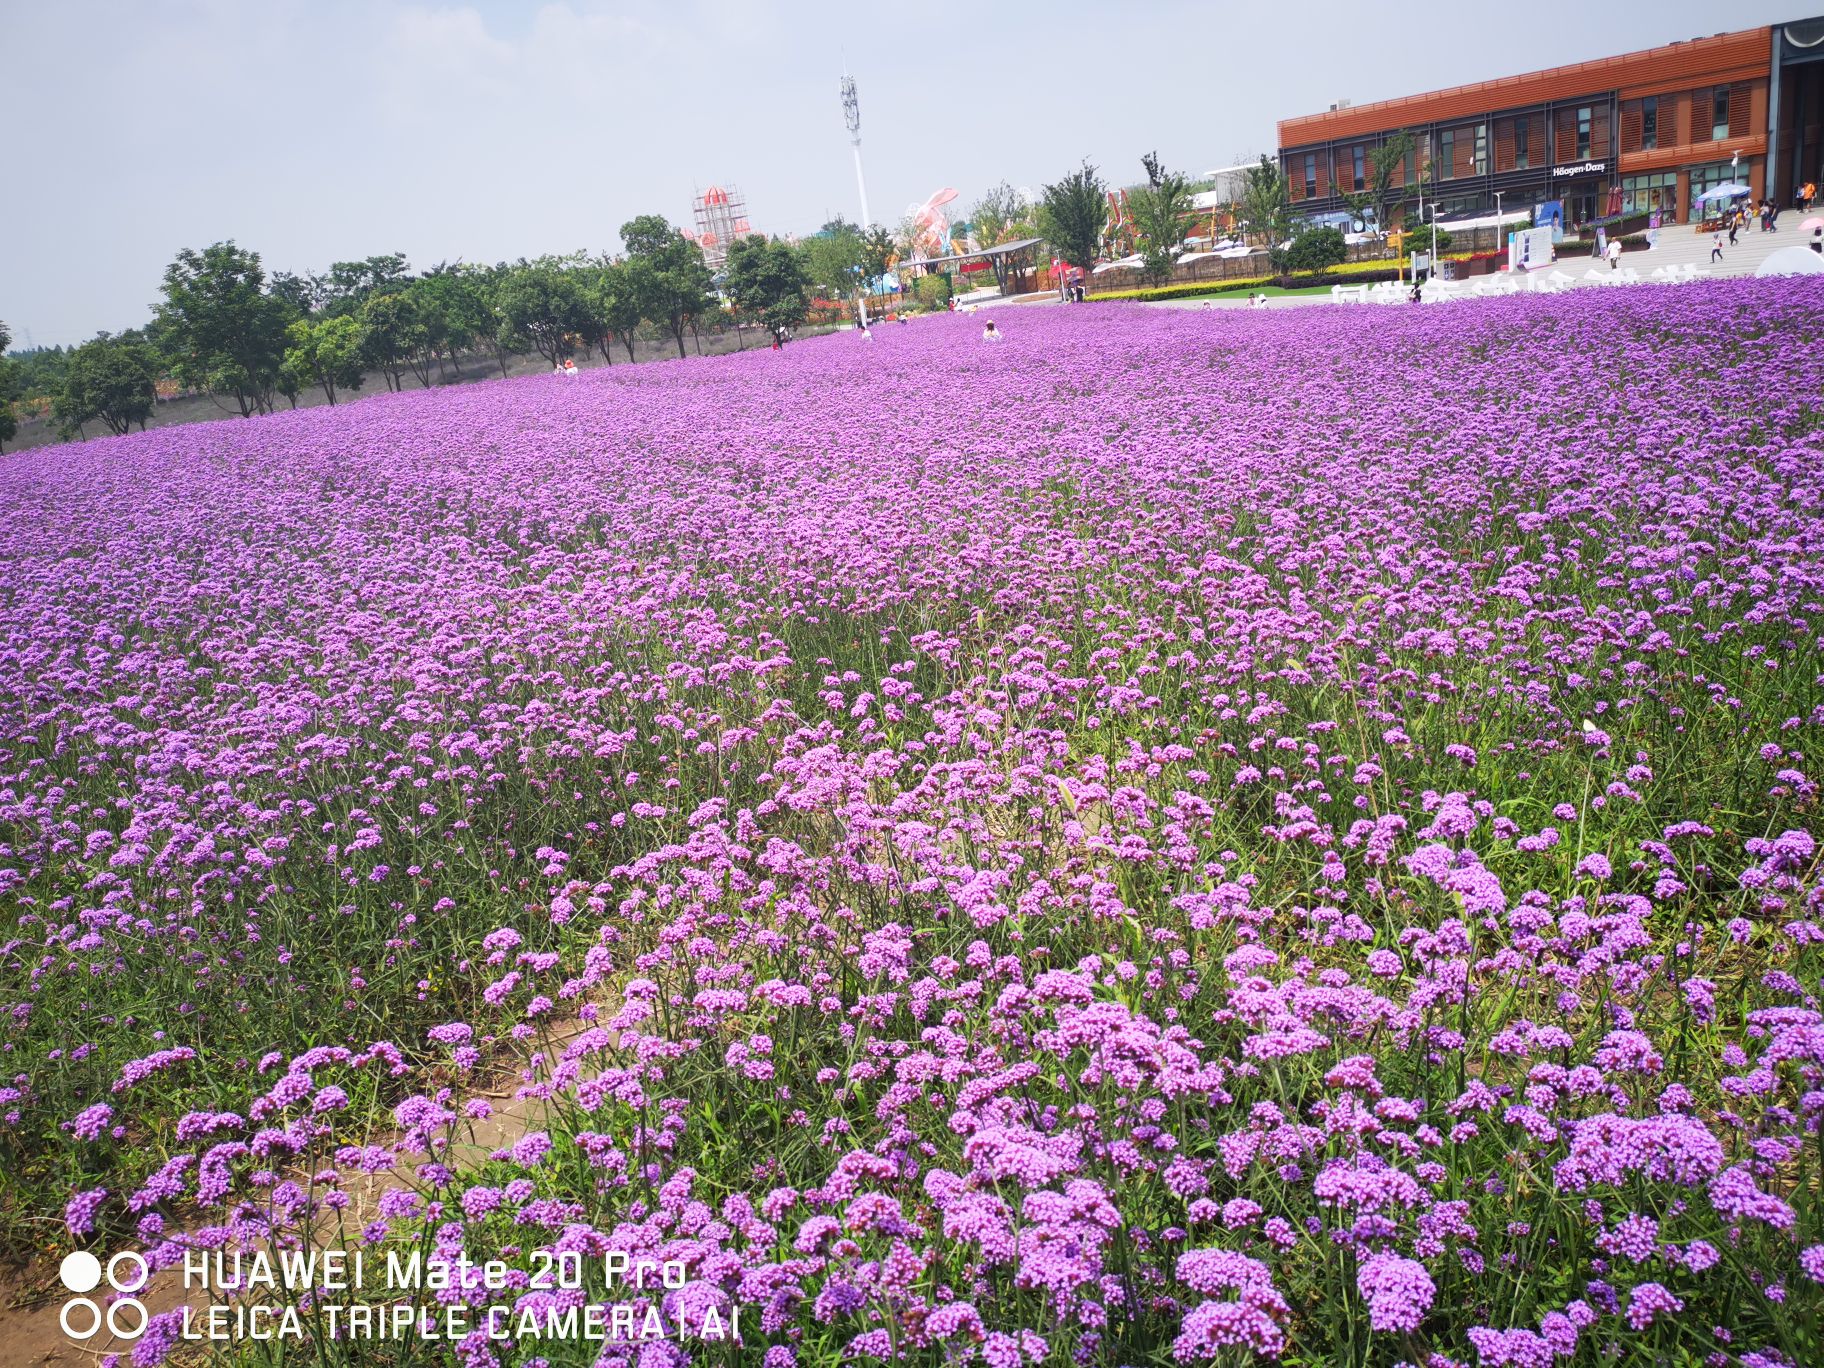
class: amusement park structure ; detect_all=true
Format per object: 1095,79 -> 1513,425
688,185 -> 751,270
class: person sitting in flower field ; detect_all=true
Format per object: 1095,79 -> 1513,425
981,320 -> 1002,343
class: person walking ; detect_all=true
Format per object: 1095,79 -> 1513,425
1710,234 -> 1724,264
1727,215 -> 1739,247
1813,226 -> 1823,256
1803,180 -> 1817,210
1606,238 -> 1623,270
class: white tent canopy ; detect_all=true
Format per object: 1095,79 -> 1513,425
1434,209 -> 1535,231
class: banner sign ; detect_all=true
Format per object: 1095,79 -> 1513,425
1534,200 -> 1565,245
1508,226 -> 1555,271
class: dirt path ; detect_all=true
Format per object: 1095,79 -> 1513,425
0,1018 -> 597,1366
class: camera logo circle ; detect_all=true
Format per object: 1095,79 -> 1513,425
59,1250 -> 148,1341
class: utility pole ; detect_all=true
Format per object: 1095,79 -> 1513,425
841,72 -> 871,229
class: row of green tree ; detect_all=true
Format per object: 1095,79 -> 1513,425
0,213 -> 910,446
0,152 -> 1453,448
1035,140 -> 1453,290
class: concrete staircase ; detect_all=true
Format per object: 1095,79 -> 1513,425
1605,219 -> 1810,279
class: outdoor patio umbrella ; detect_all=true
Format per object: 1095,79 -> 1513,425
1694,183 -> 1751,203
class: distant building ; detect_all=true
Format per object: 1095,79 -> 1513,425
689,185 -> 752,271
1276,20 -> 1824,230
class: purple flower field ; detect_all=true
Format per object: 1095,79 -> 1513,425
3,286 -> 1823,1367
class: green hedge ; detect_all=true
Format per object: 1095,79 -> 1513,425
1089,263 -> 1419,303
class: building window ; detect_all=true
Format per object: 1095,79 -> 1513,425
1620,172 -> 1676,216
1473,123 -> 1488,175
1352,146 -> 1366,191
1576,106 -> 1592,158
1689,160 -> 1741,200
1712,88 -> 1729,141
1440,128 -> 1456,178
1514,120 -> 1530,169
1304,153 -> 1317,199
1642,96 -> 1658,150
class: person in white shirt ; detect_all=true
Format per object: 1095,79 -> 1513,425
859,326 -> 873,343
1605,239 -> 1623,271
981,320 -> 1002,342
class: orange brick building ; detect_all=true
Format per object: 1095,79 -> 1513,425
1274,21 -> 1824,231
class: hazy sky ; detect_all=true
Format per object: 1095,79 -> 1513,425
0,0 -> 1802,345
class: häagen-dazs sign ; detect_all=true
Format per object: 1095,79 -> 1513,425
1551,160 -> 1608,178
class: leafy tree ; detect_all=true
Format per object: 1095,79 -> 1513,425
1037,161 -> 1106,275
1129,156 -> 1196,287
324,254 -> 411,315
57,335 -> 158,437
1401,221 -> 1453,270
725,235 -> 810,339
470,265 -> 527,377
492,260 -> 591,367
1368,131 -> 1417,236
359,290 -> 428,390
620,217 -> 713,360
156,242 -> 295,417
270,270 -> 330,317
0,320 -> 15,451
596,261 -> 646,364
406,267 -> 490,380
283,315 -> 367,405
275,357 -> 304,409
1281,225 -> 1348,276
800,228 -> 869,312
860,226 -> 895,282
912,274 -> 952,311
970,182 -> 1032,248
1241,155 -> 1290,249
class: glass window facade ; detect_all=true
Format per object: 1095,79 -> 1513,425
1712,89 -> 1729,140
1304,153 -> 1317,198
1352,146 -> 1366,191
1514,120 -> 1530,169
1689,160 -> 1741,200
1576,106 -> 1592,157
1440,129 -> 1456,178
1642,96 -> 1657,150
1620,172 -> 1676,215
1473,123 -> 1488,175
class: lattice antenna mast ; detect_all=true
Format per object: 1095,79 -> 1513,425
841,72 -> 871,228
